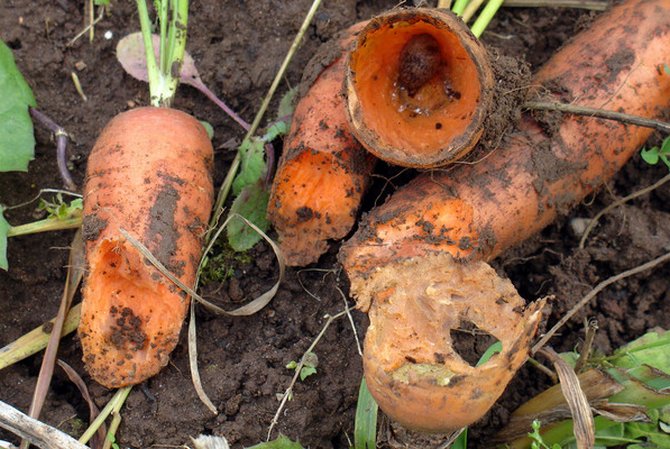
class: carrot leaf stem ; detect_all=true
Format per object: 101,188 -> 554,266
78,386 -> 132,445
452,0 -> 470,15
135,0 -> 188,107
470,0 -> 504,37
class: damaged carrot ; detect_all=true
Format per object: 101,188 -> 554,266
345,8 -> 494,167
340,0 -> 670,432
79,1 -> 214,388
267,23 -> 376,266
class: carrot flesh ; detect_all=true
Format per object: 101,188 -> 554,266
267,24 -> 376,266
80,107 -> 213,388
346,8 -> 494,168
340,0 -> 670,431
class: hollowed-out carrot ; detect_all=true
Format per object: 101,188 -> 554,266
80,107 -> 213,388
267,23 -> 376,266
345,8 -> 494,168
340,0 -> 670,432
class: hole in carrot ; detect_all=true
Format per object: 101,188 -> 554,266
450,320 -> 498,367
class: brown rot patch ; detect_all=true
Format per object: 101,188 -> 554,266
144,183 -> 183,276
398,33 -> 443,97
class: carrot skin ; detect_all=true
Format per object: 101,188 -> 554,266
80,107 -> 213,388
340,0 -> 670,279
267,24 -> 376,267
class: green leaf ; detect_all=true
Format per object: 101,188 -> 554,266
641,146 -> 660,165
0,206 -> 10,270
94,0 -> 110,5
476,340 -> 502,366
232,137 -> 266,196
247,435 -> 305,449
354,378 -> 378,449
262,121 -> 289,143
299,365 -> 317,381
226,181 -> 270,251
661,137 -> 670,155
277,87 -> 298,119
0,40 -> 36,172
199,120 -> 214,140
286,360 -> 298,370
664,64 -> 670,76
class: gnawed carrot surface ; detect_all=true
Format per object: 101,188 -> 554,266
359,253 -> 545,432
267,23 -> 376,266
80,107 -> 213,388
346,8 -> 494,168
340,0 -> 670,431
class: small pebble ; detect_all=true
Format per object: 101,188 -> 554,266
569,217 -> 591,236
104,30 -> 113,40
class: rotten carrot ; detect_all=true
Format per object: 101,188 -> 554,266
267,23 -> 376,266
80,107 -> 213,387
340,0 -> 670,432
78,0 -> 214,388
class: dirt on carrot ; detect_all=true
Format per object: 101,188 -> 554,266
80,107 -> 213,388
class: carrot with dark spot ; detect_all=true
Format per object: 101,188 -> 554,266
79,1 -> 214,388
267,22 -> 375,266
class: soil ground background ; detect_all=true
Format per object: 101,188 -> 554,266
1,1 -> 669,448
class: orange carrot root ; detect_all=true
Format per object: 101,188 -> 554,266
340,0 -> 670,431
359,254 -> 545,432
80,107 -> 213,388
267,24 -> 376,266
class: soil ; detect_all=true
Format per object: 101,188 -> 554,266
1,1 -> 669,449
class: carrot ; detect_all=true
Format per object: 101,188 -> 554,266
80,107 -> 213,388
345,8 -> 494,168
339,0 -> 670,431
267,23 -> 376,266
79,1 -> 214,388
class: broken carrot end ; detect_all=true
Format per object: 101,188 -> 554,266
354,253 -> 545,431
346,8 -> 494,168
79,238 -> 188,388
268,150 -> 373,266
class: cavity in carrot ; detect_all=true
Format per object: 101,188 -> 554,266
79,0 -> 214,388
340,0 -> 670,432
345,8 -> 494,168
267,23 -> 375,266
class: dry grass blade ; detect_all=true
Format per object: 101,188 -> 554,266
502,0 -> 608,9
494,368 -> 623,442
57,360 -> 106,449
119,212 -> 285,316
188,301 -> 217,415
126,212 -> 286,413
267,310 -> 347,441
21,231 -> 84,449
541,347 -> 594,449
0,400 -> 89,449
